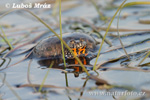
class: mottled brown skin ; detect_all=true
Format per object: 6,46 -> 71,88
33,32 -> 96,59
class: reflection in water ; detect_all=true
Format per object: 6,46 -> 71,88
0,72 -> 6,89
0,58 -> 11,70
35,57 -> 93,100
79,77 -> 89,100
0,58 -> 6,67
38,57 -> 92,77
0,72 -> 6,99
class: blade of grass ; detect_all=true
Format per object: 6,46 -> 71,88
19,84 -> 80,90
3,30 -> 50,58
59,0 -> 66,68
89,0 -> 107,21
38,61 -> 54,92
115,1 -> 150,60
97,48 -> 150,68
0,33 -> 29,54
97,26 -> 150,32
65,72 -> 69,87
52,0 -> 59,17
0,48 -> 33,71
79,18 -> 112,46
0,9 -> 90,76
120,1 -> 150,66
0,74 -> 21,100
117,1 -> 130,60
79,77 -> 89,99
65,73 -> 71,100
0,58 -> 11,68
103,38 -> 150,54
0,73 -> 6,89
138,51 -> 150,66
0,58 -> 6,67
123,2 -> 150,8
93,0 -> 127,70
0,26 -> 13,50
0,47 -> 9,54
100,66 -> 150,72
27,59 -> 37,92
108,32 -> 150,38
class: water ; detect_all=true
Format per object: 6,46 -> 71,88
0,0 -> 150,100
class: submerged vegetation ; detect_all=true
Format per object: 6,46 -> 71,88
0,0 -> 150,100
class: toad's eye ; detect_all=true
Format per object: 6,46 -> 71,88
70,40 -> 75,44
68,40 -> 76,48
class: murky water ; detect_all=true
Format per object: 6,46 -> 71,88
0,0 -> 150,100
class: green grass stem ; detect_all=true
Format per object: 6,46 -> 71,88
93,0 -> 127,70
59,0 -> 67,68
52,0 -> 59,17
0,74 -> 21,100
119,1 -> 150,65
123,2 -> 150,8
0,26 -> 13,50
117,0 -> 130,60
89,0 -> 107,21
38,61 -> 54,92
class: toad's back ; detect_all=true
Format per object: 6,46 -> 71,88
33,32 -> 96,59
